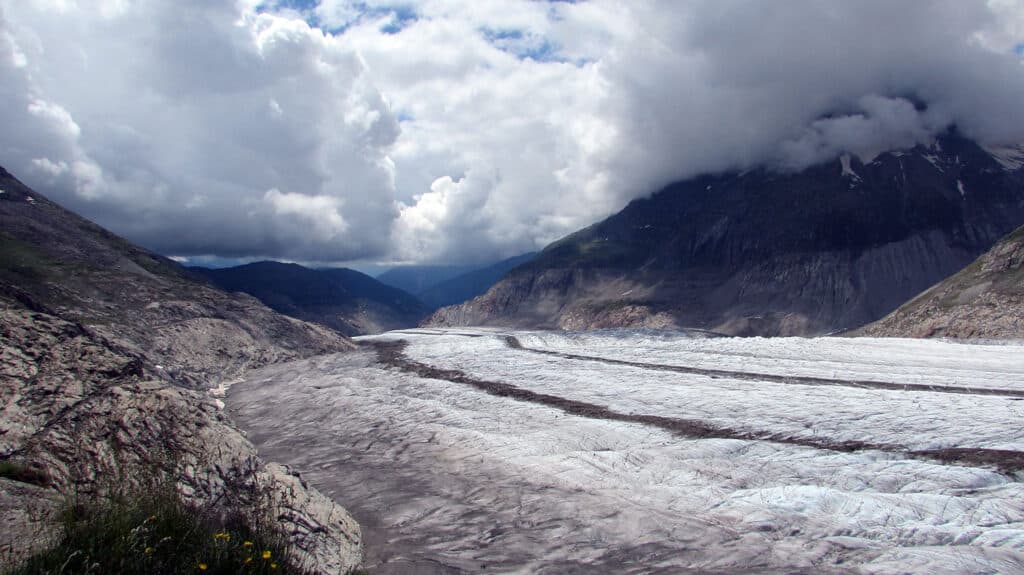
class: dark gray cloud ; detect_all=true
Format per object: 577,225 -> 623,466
0,0 -> 1021,265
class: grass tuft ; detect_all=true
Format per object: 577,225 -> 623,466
4,478 -> 317,575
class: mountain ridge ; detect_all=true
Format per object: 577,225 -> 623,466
427,132 -> 1024,336
0,166 -> 356,387
416,252 -> 537,310
191,261 -> 428,336
376,264 -> 476,295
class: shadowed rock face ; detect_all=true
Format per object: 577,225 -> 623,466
0,166 -> 362,572
427,133 -> 1024,336
857,225 -> 1024,338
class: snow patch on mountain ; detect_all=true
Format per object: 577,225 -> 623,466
983,145 -> 1024,170
840,154 -> 861,181
923,153 -> 944,172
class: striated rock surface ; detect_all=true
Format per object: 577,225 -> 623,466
858,225 -> 1024,338
0,478 -> 60,565
0,166 -> 363,573
428,133 -> 1024,336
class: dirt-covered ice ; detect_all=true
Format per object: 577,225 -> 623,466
228,329 -> 1024,574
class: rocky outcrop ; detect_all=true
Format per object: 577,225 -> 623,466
0,478 -> 60,565
428,133 -> 1024,336
0,167 -> 363,572
1,295 -> 363,573
426,268 -> 681,330
857,225 -> 1024,338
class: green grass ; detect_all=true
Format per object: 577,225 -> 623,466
0,233 -> 63,283
4,479 -> 321,575
517,232 -> 640,274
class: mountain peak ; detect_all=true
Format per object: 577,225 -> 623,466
427,134 -> 1024,335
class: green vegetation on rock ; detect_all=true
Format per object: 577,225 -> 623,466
5,476 -> 315,575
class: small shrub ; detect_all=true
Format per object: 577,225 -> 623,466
5,479 -> 311,575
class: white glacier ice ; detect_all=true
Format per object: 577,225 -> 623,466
230,328 -> 1024,574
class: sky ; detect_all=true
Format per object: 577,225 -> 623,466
1,0 -> 1023,267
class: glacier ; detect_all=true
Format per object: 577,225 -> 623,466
228,328 -> 1024,574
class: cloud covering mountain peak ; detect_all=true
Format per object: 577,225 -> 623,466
1,0 -> 1022,265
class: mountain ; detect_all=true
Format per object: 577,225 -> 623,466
427,132 -> 1024,336
376,264 -> 476,295
0,166 -> 362,571
191,262 -> 428,336
0,167 -> 355,387
417,252 -> 537,310
856,224 -> 1024,338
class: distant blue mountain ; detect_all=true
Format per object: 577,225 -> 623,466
191,261 -> 428,335
375,265 -> 475,295
417,252 -> 537,310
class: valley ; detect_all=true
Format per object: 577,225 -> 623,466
5,3 -> 1024,574
229,328 -> 1024,574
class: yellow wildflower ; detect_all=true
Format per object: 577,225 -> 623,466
244,557 -> 253,565
243,541 -> 254,548
270,563 -> 277,570
144,547 -> 154,555
214,532 -> 230,541
198,563 -> 208,571
262,550 -> 272,560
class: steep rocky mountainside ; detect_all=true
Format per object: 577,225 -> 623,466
417,252 -> 537,310
857,225 -> 1024,338
0,167 -> 362,572
0,166 -> 354,388
428,133 -> 1024,336
192,262 -> 428,336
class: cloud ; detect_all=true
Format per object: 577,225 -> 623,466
600,0 -> 1024,196
265,188 -> 349,242
1,0 -> 1023,266
776,95 -> 952,170
333,0 -> 623,263
0,0 -> 398,262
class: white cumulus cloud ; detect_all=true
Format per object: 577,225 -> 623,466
0,0 -> 1022,266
